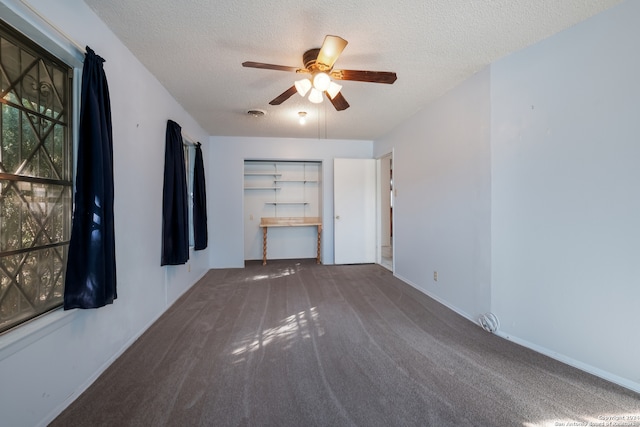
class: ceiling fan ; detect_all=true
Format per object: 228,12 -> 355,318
242,35 -> 397,111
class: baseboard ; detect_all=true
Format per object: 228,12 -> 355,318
40,269 -> 210,427
392,272 -> 640,396
494,330 -> 640,395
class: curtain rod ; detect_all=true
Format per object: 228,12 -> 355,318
19,0 -> 86,54
181,130 -> 200,146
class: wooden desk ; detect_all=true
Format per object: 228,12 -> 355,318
259,217 -> 322,265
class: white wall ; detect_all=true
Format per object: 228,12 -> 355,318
0,1 -> 211,426
374,68 -> 492,321
209,136 -> 373,267
491,0 -> 640,391
2,2 -> 638,426
375,0 -> 640,393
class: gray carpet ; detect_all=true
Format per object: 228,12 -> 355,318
51,260 -> 640,426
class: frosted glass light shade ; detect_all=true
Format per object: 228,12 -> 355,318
312,72 -> 331,92
295,79 -> 312,97
326,81 -> 342,99
308,88 -> 323,104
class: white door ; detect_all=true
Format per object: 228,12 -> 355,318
334,158 -> 376,264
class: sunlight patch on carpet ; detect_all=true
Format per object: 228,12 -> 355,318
245,267 -> 296,282
231,307 -> 320,361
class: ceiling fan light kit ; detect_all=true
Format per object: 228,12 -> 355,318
243,35 -> 397,111
295,79 -> 312,97
312,72 -> 331,92
326,81 -> 342,100
308,88 -> 324,104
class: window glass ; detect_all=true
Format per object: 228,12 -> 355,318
183,140 -> 195,247
0,20 -> 73,334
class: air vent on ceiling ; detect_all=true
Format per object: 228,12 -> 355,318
247,109 -> 266,117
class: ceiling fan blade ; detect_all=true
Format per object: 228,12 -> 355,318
330,69 -> 397,84
269,85 -> 298,105
242,61 -> 302,73
316,35 -> 348,70
327,91 -> 350,111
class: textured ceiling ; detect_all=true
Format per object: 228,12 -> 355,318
83,0 -> 622,141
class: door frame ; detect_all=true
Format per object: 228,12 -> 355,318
376,151 -> 394,271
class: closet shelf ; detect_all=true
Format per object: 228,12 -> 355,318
244,187 -> 282,190
273,180 -> 318,183
265,201 -> 309,205
244,172 -> 282,177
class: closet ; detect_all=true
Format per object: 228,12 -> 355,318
243,160 -> 322,262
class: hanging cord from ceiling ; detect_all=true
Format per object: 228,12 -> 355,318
324,101 -> 328,139
317,100 -> 328,140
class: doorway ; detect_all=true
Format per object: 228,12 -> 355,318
378,153 -> 393,271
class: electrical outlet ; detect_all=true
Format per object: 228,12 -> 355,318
250,214 -> 254,220
433,271 -> 438,281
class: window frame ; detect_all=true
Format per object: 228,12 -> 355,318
0,18 -> 75,334
183,136 -> 196,248
0,13 -> 81,340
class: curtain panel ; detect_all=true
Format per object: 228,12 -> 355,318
64,47 -> 117,309
161,120 -> 189,265
193,143 -> 208,250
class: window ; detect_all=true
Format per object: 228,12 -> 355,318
183,138 -> 195,247
0,20 -> 73,334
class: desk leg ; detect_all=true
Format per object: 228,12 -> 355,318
316,224 -> 322,264
262,227 -> 268,265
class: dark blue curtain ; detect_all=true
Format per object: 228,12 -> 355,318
64,47 -> 117,310
161,120 -> 189,265
193,143 -> 208,250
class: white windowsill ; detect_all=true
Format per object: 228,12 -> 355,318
0,307 -> 77,362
